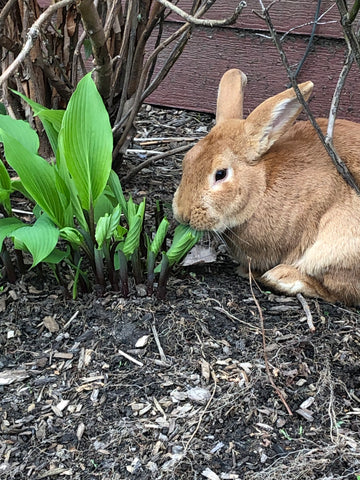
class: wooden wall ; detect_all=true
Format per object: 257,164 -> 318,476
146,0 -> 360,122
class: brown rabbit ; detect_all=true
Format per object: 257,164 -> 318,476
172,69 -> 360,305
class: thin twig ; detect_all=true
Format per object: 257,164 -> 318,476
248,262 -> 293,416
0,0 -> 75,87
336,0 -> 360,71
118,348 -> 144,367
134,136 -> 202,144
296,293 -> 316,333
0,0 -> 18,29
280,3 -> 336,41
156,0 -> 246,27
326,51 -> 353,142
257,0 -> 360,196
112,0 -> 245,158
121,143 -> 194,184
209,298 -> 259,330
151,322 -> 168,364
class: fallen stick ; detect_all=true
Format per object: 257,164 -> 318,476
296,293 -> 316,332
118,348 -> 144,367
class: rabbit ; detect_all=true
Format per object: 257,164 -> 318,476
172,68 -> 360,305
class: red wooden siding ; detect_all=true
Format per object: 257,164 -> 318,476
147,1 -> 360,122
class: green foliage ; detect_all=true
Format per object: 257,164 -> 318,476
0,74 -> 201,297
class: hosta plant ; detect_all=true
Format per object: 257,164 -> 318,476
0,74 -> 201,298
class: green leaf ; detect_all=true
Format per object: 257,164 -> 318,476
11,90 -> 65,154
0,114 -> 39,153
37,109 -> 65,154
12,215 -> 60,267
0,129 -> 71,227
149,217 -> 169,255
121,200 -> 145,257
58,72 -> 113,211
43,247 -> 69,264
60,227 -> 84,246
95,204 -> 121,249
154,225 -> 202,272
0,158 -> 11,191
94,188 -> 117,222
0,159 -> 12,213
0,217 -> 24,250
108,170 -> 128,220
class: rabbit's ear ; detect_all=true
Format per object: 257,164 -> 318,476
216,69 -> 247,124
244,81 -> 314,163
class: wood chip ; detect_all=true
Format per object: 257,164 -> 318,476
202,468 -> 221,480
0,369 -> 30,386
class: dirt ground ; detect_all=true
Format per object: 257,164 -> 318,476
1,107 -> 360,480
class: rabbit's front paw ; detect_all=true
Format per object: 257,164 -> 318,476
261,264 -> 332,300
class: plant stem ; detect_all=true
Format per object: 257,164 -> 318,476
131,248 -> 143,285
146,250 -> 156,296
157,253 -> 170,300
1,247 -> 16,283
118,249 -> 129,297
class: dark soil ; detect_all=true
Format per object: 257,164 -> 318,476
1,107 -> 360,480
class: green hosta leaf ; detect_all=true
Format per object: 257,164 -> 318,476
60,227 -> 84,246
12,90 -> 65,155
149,217 -> 169,255
108,170 -> 128,220
0,158 -> 11,191
154,225 -> 202,272
94,188 -> 117,222
114,225 -> 128,242
0,114 -> 39,153
10,178 -> 33,202
12,215 -> 60,267
121,199 -> 145,257
127,196 -> 137,221
58,72 -> 112,211
0,159 -> 12,213
0,129 -> 72,227
37,109 -> 65,154
167,225 -> 202,265
95,204 -> 121,249
0,217 -> 24,250
95,205 -> 120,247
43,247 -> 70,264
12,90 -> 47,116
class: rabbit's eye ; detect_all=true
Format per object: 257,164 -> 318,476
215,169 -> 228,182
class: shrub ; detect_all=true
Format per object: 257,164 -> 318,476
0,73 -> 201,298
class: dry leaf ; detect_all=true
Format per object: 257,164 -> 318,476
181,245 -> 217,266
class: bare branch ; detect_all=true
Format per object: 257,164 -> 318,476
257,0 -> 360,196
121,144 -> 195,185
76,0 -> 112,99
348,0 -> 360,24
336,0 -> 360,71
326,51 -> 353,142
0,0 -> 18,29
155,0 -> 247,27
279,3 -> 336,41
0,0 -> 75,87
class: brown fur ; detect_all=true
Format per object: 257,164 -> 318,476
172,69 -> 360,305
